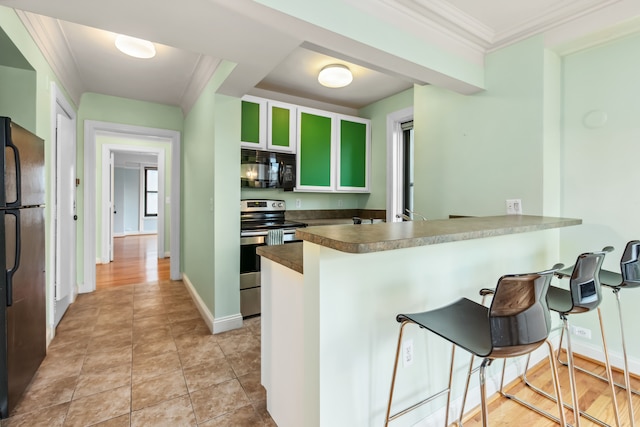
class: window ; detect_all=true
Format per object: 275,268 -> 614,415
144,167 -> 158,217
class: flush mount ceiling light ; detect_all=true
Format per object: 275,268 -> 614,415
318,64 -> 353,88
115,34 -> 156,59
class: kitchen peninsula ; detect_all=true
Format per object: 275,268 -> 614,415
258,215 -> 581,427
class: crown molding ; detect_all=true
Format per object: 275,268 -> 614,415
16,11 -> 84,106
180,55 -> 221,116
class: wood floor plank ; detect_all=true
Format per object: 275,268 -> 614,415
95,235 -> 170,289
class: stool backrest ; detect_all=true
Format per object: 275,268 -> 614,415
489,265 -> 561,350
621,240 -> 640,287
568,248 -> 612,313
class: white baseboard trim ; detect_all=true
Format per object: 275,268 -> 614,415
213,314 -> 243,334
181,273 -> 243,335
414,335 -> 559,426
182,273 -> 214,333
569,340 -> 640,377
164,251 -> 170,258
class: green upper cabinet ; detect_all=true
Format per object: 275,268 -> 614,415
296,108 -> 370,193
337,115 -> 370,192
297,108 -> 334,191
267,100 -> 296,153
241,95 -> 267,149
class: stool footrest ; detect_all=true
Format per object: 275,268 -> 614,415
387,387 -> 450,422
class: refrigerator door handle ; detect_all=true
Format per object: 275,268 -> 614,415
4,135 -> 21,208
5,209 -> 20,306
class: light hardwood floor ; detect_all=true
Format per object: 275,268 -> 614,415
96,235 -> 170,289
459,351 -> 640,426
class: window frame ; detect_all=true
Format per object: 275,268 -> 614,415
143,166 -> 158,218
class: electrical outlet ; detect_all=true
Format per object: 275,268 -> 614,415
402,339 -> 414,367
295,199 -> 302,208
570,325 -> 592,340
506,199 -> 523,215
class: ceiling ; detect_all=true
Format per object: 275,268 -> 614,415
2,0 -> 640,113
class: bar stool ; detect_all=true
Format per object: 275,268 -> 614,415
385,264 -> 566,427
513,248 -> 621,427
556,240 -> 640,426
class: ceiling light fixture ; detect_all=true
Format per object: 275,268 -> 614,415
115,34 -> 156,59
318,64 -> 353,88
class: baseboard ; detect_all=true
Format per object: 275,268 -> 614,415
181,274 -> 243,335
182,273 -> 214,333
569,340 -> 640,377
414,334 -> 559,426
164,251 -> 170,258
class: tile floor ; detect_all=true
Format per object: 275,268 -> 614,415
2,280 -> 275,427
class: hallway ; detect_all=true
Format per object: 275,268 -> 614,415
3,236 -> 272,426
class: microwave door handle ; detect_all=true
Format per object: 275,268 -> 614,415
278,161 -> 284,186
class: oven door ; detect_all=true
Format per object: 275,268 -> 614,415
240,235 -> 264,290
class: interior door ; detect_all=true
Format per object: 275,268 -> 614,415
109,152 -> 115,262
54,114 -> 76,326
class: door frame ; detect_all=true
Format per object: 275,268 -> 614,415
83,120 -> 181,293
386,107 -> 414,222
100,144 -> 165,264
49,82 -> 77,337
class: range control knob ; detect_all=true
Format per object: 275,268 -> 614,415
278,202 -> 284,208
272,202 -> 277,207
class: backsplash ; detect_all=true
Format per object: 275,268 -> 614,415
240,188 -> 369,210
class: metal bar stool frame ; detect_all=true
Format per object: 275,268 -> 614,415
385,264 -> 566,427
504,248 -> 621,427
553,240 -> 640,427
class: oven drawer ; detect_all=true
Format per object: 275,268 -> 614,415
240,287 -> 261,318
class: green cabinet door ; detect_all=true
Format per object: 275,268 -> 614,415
240,96 -> 266,149
267,101 -> 296,153
298,109 -> 333,189
337,116 -> 370,192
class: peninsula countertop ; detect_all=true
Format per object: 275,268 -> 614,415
256,215 -> 582,273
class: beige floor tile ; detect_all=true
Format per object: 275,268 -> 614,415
88,413 -> 130,426
132,336 -> 177,358
133,315 -> 168,331
73,364 -> 132,399
34,354 -> 85,381
11,375 -> 76,415
3,402 -> 69,427
177,338 -> 225,369
131,369 -> 188,411
132,350 -> 182,384
64,385 -> 130,427
169,318 -> 210,338
237,371 -> 266,403
81,347 -> 132,373
183,358 -> 236,393
130,395 -> 196,427
190,379 -> 250,423
216,333 -> 260,356
252,400 -> 277,426
197,404 -> 264,427
226,347 -> 261,377
133,324 -> 173,344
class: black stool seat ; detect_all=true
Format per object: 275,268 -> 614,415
546,286 -> 576,314
398,298 -> 492,357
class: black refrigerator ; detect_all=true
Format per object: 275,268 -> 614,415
0,117 -> 46,418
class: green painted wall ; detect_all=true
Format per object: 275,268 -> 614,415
183,61 -> 240,318
0,65 -> 36,131
559,33 -> 640,359
76,92 -> 183,283
359,87 -> 414,210
413,36 -> 547,220
93,134 -> 172,259
254,0 -> 484,90
0,6 -> 76,335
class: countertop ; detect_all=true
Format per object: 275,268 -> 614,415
256,215 -> 582,273
296,215 -> 581,254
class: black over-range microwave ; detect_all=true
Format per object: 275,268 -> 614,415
240,149 -> 296,191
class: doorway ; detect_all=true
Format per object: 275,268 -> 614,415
386,107 -> 414,222
50,83 -> 77,329
83,121 -> 181,294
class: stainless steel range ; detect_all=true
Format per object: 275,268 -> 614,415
240,199 -> 306,317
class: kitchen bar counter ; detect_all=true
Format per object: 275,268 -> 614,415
260,214 -> 582,427
257,215 -> 581,275
296,215 -> 582,254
